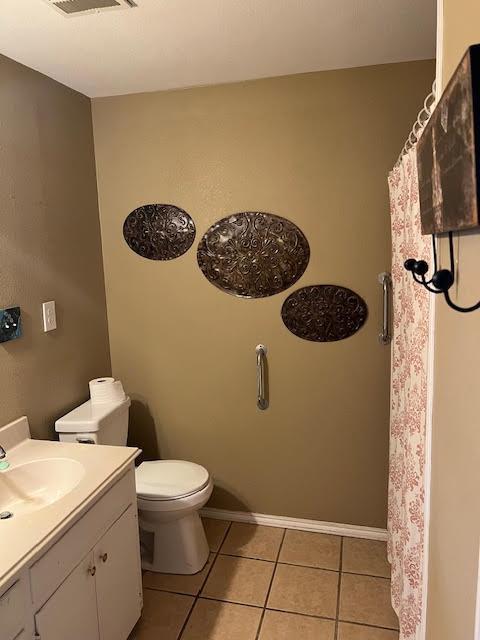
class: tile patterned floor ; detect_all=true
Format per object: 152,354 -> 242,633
130,519 -> 399,640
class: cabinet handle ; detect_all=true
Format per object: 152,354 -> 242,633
100,552 -> 108,563
88,565 -> 97,576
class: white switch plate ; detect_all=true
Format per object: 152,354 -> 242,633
42,301 -> 57,332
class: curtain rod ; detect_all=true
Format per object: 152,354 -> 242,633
394,80 -> 437,168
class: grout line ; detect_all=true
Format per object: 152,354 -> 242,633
144,518 -> 232,640
218,552 -> 279,564
265,607 -> 337,623
334,537 -> 344,640
276,527 -> 288,559
340,569 -> 391,580
143,589 -> 398,634
175,587 -> 197,640
144,586 -> 204,598
199,595 -> 265,610
277,560 -> 341,572
177,520 -> 233,639
199,551 -> 221,591
337,618 -> 400,632
197,539 -> 224,599
146,550 -> 390,580
215,519 -> 233,554
255,528 -> 287,640
175,565 -> 214,639
214,552 -> 391,581
177,553 -> 218,640
254,602 -> 267,638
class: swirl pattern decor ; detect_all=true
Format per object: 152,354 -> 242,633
197,212 -> 310,298
123,204 -> 196,260
281,285 -> 368,341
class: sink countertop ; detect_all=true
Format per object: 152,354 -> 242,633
0,417 -> 140,591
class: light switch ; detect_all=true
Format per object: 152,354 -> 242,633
42,301 -> 57,332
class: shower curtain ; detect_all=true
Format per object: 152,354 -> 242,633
387,148 -> 431,640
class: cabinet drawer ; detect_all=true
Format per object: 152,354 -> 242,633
31,467 -> 135,609
0,580 -> 25,640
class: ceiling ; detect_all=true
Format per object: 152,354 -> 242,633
0,0 -> 436,98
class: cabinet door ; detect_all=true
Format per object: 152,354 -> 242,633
95,505 -> 142,640
35,553 -> 100,640
0,579 -> 26,640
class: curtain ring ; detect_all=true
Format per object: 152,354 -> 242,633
424,92 -> 436,114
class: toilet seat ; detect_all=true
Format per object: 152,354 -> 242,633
135,460 -> 210,501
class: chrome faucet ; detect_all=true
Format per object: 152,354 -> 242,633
0,445 -> 6,459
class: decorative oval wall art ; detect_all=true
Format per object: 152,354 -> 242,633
123,204 -> 196,260
281,285 -> 368,342
197,212 -> 310,298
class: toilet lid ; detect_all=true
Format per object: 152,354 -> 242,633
135,460 -> 210,500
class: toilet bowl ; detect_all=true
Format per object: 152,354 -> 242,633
55,397 -> 212,575
136,460 -> 213,574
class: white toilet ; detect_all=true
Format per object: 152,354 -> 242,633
55,397 -> 213,575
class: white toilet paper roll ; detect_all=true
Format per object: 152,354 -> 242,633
89,378 -> 126,404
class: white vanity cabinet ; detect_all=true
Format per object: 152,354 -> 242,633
0,466 -> 142,640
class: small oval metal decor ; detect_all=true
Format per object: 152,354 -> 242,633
197,212 -> 310,298
123,204 -> 196,260
281,285 -> 368,342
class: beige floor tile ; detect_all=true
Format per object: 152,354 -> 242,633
143,553 -> 215,595
278,529 -> 341,570
181,599 -> 262,640
339,574 -> 399,630
220,523 -> 284,561
338,622 -> 399,640
342,538 -> 390,578
201,555 -> 274,606
202,518 -> 231,552
267,563 -> 338,618
258,609 -> 335,640
129,590 -> 193,640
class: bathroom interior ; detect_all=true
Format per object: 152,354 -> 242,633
1,1 -> 479,639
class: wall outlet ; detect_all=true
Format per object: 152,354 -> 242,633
42,301 -> 57,332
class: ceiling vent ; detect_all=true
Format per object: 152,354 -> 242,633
44,0 -> 137,16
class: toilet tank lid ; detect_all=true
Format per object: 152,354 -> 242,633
55,397 -> 131,433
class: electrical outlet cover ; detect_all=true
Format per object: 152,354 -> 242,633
0,307 -> 22,343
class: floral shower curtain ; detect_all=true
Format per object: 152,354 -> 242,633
387,148 -> 432,640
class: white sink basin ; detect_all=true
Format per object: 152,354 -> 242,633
0,458 -> 85,517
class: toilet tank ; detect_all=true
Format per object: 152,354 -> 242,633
55,397 -> 131,446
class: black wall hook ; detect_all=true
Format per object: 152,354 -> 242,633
404,232 -> 480,313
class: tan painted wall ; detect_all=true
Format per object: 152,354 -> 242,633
0,55 -> 111,440
426,4 -> 480,637
93,61 -> 434,527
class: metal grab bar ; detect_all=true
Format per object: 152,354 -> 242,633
378,272 -> 392,345
256,344 -> 268,410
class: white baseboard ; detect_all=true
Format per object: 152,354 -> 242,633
200,507 -> 388,541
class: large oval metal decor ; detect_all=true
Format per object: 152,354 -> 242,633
123,204 -> 196,260
281,285 -> 368,341
197,212 -> 310,298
